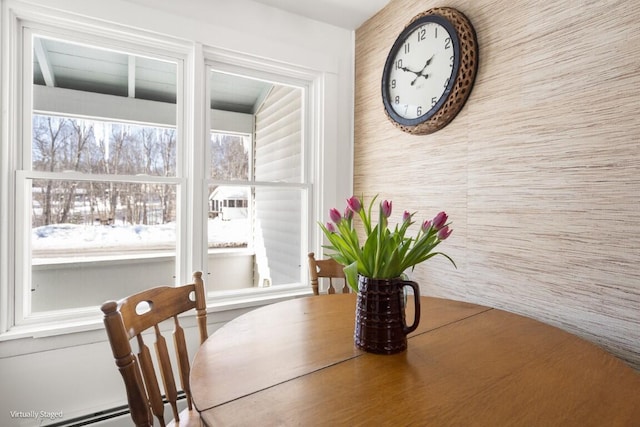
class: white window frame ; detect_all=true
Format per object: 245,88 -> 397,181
0,5 -> 329,340
11,23 -> 190,328
204,54 -> 315,298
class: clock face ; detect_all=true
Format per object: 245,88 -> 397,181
382,14 -> 461,127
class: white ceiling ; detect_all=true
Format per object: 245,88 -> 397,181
121,0 -> 391,30
251,0 -> 390,29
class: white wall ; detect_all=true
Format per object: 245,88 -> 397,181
0,0 -> 354,424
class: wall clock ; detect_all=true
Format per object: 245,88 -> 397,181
381,7 -> 478,135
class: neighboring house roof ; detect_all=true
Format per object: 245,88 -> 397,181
209,186 -> 249,201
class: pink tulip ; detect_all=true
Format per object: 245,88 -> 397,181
432,211 -> 448,230
437,225 -> 453,240
346,196 -> 362,213
317,195 -> 457,278
381,200 -> 392,218
344,207 -> 354,220
329,208 -> 342,224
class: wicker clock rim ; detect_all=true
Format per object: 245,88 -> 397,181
382,7 -> 479,135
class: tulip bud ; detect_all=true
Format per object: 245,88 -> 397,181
437,225 -> 453,240
402,210 -> 411,224
432,211 -> 448,230
381,200 -> 392,218
326,222 -> 336,233
422,220 -> 432,232
346,196 -> 362,213
344,207 -> 354,220
329,208 -> 342,224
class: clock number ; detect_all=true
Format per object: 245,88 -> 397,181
395,96 -> 400,104
417,106 -> 423,116
431,97 -> 437,107
395,59 -> 403,70
404,43 -> 410,54
444,37 -> 452,49
391,79 -> 396,89
450,55 -> 454,67
417,28 -> 426,42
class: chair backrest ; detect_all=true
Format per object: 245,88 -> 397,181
101,271 -> 207,427
308,252 -> 349,295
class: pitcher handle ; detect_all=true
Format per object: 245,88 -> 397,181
401,280 -> 421,335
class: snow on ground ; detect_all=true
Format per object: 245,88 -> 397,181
32,218 -> 249,251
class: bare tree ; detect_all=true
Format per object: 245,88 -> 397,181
159,128 -> 176,223
210,133 -> 249,180
57,119 -> 93,223
32,115 -> 183,229
32,115 -> 69,225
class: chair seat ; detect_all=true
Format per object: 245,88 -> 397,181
168,408 -> 202,427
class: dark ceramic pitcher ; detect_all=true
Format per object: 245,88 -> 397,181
354,274 -> 421,354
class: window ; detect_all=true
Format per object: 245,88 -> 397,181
15,31 -> 182,322
4,19 -> 316,331
206,67 -> 308,291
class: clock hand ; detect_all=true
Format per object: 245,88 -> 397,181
399,66 -> 420,75
410,55 -> 434,86
420,56 -> 433,71
411,73 -> 428,86
398,55 -> 433,76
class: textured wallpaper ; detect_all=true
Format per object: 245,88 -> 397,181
355,0 -> 640,369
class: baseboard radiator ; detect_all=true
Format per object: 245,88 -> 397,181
45,392 -> 187,427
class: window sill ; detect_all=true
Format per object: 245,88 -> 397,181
208,284 -> 313,311
0,285 -> 313,358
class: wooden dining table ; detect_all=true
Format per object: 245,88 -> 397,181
190,294 -> 640,426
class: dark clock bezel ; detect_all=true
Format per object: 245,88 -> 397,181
381,14 -> 461,127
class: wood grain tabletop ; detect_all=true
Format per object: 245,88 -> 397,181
190,294 -> 640,426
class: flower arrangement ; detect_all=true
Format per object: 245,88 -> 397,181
319,195 -> 456,291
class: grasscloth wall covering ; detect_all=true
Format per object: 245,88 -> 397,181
355,0 -> 640,369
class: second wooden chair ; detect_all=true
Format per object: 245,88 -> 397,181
308,252 -> 350,295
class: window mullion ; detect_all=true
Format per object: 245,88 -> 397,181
179,42 -> 207,283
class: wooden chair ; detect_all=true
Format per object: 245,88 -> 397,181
308,252 -> 350,295
101,272 -> 207,427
